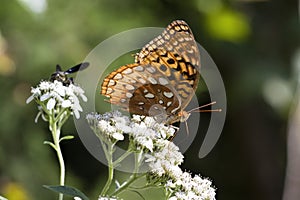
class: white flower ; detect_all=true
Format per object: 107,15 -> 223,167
62,99 -> 72,108
114,116 -> 131,133
144,116 -> 156,127
145,140 -> 184,178
55,85 -> 66,96
27,80 -> 88,121
166,172 -> 216,200
39,81 -> 51,90
132,114 -> 143,122
86,112 -> 127,142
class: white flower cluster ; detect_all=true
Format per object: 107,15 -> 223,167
145,136 -> 216,200
87,111 -> 216,200
145,141 -> 183,177
130,114 -> 176,152
86,111 -> 130,142
86,111 -> 176,149
27,80 -> 87,120
166,173 -> 216,200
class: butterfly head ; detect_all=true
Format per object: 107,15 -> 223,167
178,110 -> 191,122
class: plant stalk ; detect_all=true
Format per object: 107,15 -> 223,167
50,113 -> 66,200
100,141 -> 114,196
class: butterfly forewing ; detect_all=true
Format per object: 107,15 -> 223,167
101,20 -> 200,124
135,20 -> 200,71
137,49 -> 199,110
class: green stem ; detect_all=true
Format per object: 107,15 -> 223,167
111,152 -> 144,196
38,100 -> 51,116
165,188 -> 172,200
55,108 -> 69,124
128,183 -> 158,190
50,114 -> 65,200
100,141 -> 115,196
113,151 -> 132,166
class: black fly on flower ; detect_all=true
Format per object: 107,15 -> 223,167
50,62 -> 89,86
26,62 -> 89,121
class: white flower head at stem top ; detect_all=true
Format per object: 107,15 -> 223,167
86,111 -> 176,150
26,80 -> 88,121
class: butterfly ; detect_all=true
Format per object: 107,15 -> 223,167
50,62 -> 89,86
101,20 -> 205,124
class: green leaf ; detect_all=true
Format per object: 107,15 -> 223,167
128,189 -> 145,200
60,135 -> 74,142
43,185 -> 90,200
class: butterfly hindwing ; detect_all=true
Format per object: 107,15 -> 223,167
101,63 -> 180,116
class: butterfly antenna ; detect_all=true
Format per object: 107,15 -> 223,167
187,101 -> 222,113
185,120 -> 189,135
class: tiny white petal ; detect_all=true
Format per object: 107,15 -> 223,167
73,109 -> 80,119
46,98 -> 56,110
73,101 -> 83,112
112,132 -> 124,140
80,94 -> 88,102
40,93 -> 51,101
26,95 -> 34,104
56,86 -> 66,96
62,100 -> 72,108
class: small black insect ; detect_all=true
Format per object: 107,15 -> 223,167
50,62 -> 89,86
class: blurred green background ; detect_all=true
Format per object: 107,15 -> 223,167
0,0 -> 299,199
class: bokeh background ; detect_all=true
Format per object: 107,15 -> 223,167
0,0 -> 299,199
